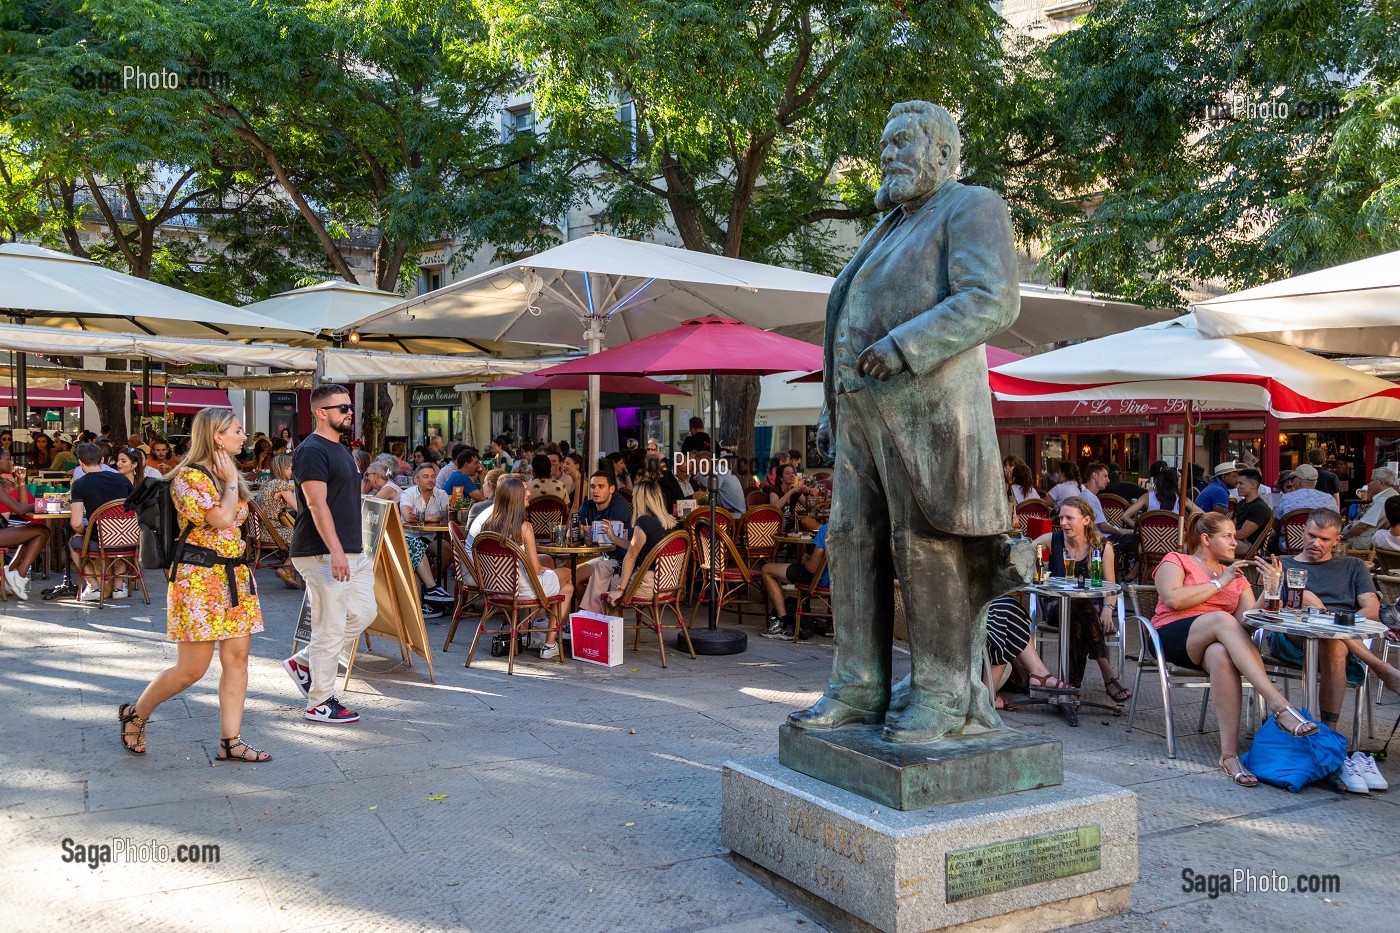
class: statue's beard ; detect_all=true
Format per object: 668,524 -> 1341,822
875,168 -> 925,211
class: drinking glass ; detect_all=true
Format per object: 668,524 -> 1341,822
1285,567 -> 1308,614
1061,556 -> 1076,580
1261,572 -> 1283,613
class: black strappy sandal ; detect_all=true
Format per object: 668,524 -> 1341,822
118,703 -> 147,755
216,735 -> 271,763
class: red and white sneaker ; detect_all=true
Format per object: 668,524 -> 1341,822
305,697 -> 359,724
282,657 -> 311,698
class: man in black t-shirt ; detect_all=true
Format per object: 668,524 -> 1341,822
1232,469 -> 1273,552
1307,447 -> 1341,508
69,442 -> 133,601
575,471 -> 632,599
283,385 -> 374,725
679,416 -> 711,454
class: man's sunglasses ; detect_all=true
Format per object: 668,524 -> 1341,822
318,404 -> 355,414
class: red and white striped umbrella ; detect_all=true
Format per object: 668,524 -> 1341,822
988,315 -> 1400,421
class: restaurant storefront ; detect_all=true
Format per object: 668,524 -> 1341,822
133,386 -> 233,437
268,391 -> 299,444
2,386 -> 83,435
409,385 -> 464,450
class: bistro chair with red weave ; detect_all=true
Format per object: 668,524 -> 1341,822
738,504 -> 783,569
745,489 -> 769,508
1016,499 -> 1053,539
608,530 -> 694,668
792,548 -> 832,641
463,531 -> 567,675
76,499 -> 149,606
1272,508 -> 1312,557
689,525 -> 758,626
1134,510 -> 1183,582
684,506 -> 734,600
441,523 -> 484,652
525,494 -> 568,542
1099,493 -> 1130,528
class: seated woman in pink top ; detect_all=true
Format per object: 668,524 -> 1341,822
1152,511 -> 1317,787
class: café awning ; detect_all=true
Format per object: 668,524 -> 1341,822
133,387 -> 232,413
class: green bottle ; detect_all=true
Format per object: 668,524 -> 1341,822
1090,548 -> 1103,587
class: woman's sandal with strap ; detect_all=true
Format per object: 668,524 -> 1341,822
1274,705 -> 1319,737
1104,677 -> 1133,703
1219,755 -> 1258,787
118,703 -> 147,755
217,735 -> 271,763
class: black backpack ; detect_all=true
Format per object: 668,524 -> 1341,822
125,465 -> 214,573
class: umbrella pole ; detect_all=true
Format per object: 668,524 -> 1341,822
686,368 -> 747,655
141,356 -> 150,442
1179,400 -> 1195,548
586,316 -> 602,471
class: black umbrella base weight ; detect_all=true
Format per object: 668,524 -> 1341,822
684,627 -> 748,655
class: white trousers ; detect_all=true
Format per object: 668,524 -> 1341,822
291,552 -> 377,708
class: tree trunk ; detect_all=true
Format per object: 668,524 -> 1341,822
359,383 -> 395,453
53,357 -> 130,439
715,374 -> 762,483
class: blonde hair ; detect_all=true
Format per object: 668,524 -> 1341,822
631,479 -> 676,531
170,408 -> 250,500
484,476 -> 527,541
1058,496 -> 1103,552
271,453 -> 293,481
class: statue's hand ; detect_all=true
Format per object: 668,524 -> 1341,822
857,337 -> 907,381
816,408 -> 835,460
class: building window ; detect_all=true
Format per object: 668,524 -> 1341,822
504,105 -> 535,178
419,268 -> 442,295
617,99 -> 637,165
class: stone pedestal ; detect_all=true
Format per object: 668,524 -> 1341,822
779,723 -> 1063,811
722,756 -> 1136,933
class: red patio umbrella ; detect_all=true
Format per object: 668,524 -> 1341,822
531,316 -> 824,654
486,372 -> 689,395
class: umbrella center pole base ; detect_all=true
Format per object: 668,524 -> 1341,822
685,627 -> 748,655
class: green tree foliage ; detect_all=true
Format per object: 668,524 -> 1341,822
1041,0 -> 1400,308
474,0 -> 1060,459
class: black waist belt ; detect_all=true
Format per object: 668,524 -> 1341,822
172,543 -> 256,608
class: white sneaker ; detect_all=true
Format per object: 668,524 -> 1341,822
538,643 -> 560,660
112,585 -> 128,599
79,586 -> 102,603
5,568 -> 29,600
1338,755 -> 1372,794
1351,752 -> 1388,791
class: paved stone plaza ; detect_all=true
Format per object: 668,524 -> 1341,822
2,575 -> 1395,932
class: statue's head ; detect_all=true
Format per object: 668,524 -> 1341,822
875,101 -> 961,211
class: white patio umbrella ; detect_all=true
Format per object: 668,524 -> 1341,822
241,279 -> 534,356
0,243 -> 306,436
1002,284 -> 1175,351
346,233 -> 837,466
989,315 -> 1400,539
1193,251 -> 1400,356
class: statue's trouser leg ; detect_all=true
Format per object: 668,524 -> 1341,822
823,392 -> 895,713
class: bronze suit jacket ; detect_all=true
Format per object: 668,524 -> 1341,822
823,180 -> 1020,536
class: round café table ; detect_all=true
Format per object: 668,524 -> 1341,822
28,510 -> 78,599
1245,608 -> 1388,718
537,542 -> 608,611
1020,578 -> 1125,725
404,523 -> 452,589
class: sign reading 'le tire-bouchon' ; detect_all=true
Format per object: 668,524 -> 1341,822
945,825 -> 1101,903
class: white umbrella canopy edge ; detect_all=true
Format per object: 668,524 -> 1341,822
990,315 -> 1400,422
0,243 -> 309,339
1192,250 -> 1400,356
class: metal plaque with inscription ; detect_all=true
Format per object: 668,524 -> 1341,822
944,825 -> 1101,904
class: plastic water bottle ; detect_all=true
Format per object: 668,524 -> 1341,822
1090,548 -> 1103,587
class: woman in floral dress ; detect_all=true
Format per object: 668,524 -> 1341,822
117,408 -> 270,762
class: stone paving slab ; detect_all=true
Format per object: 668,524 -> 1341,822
2,570 -> 1397,932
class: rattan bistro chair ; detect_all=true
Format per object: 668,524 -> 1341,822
76,499 -> 149,607
1273,508 -> 1312,556
465,532 -> 567,675
441,523 -> 484,652
525,495 -> 569,541
611,530 -> 693,668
